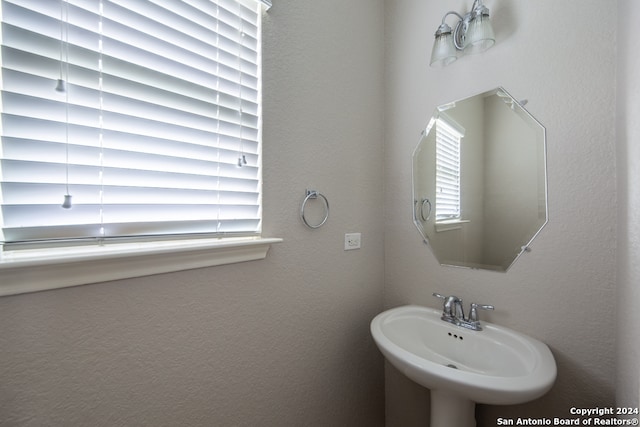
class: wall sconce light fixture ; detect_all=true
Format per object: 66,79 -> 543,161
430,0 -> 495,67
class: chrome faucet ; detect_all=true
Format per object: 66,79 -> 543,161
433,293 -> 494,331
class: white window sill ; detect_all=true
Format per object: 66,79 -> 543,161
0,237 -> 283,297
435,219 -> 470,232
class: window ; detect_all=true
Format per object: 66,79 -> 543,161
1,0 -> 267,247
0,0 -> 280,296
435,116 -> 464,222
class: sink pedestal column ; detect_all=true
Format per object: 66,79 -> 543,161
430,389 -> 476,427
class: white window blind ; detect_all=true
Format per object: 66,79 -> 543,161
0,0 -> 264,248
435,116 -> 463,222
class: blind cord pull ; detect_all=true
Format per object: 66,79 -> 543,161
58,0 -> 72,209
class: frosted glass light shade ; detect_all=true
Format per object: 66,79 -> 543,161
430,33 -> 458,67
463,13 -> 495,55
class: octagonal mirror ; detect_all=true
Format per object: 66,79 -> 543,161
412,87 -> 547,272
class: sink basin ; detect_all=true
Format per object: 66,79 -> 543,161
371,305 -> 556,426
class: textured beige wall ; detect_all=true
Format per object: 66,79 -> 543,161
383,0 -> 618,425
0,1 -> 386,426
616,0 -> 640,408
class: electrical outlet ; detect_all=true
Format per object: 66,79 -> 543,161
344,233 -> 361,250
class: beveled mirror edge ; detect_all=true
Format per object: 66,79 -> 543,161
411,86 -> 549,273
495,86 -> 550,272
412,117 -> 437,245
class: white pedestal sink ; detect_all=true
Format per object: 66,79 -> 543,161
370,305 -> 556,427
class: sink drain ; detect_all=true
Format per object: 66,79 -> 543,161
446,364 -> 458,369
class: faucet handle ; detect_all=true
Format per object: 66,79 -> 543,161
432,293 -> 449,315
432,293 -> 461,302
433,293 -> 463,319
432,292 -> 447,300
469,303 -> 494,322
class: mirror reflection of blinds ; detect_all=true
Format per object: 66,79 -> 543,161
0,0 -> 263,247
435,117 -> 463,222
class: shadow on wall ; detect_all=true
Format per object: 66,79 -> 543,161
477,348 -> 615,422
491,0 -> 517,42
384,361 -> 430,427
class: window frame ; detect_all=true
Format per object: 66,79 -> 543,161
0,0 -> 281,296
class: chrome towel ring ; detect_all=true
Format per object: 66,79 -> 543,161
300,189 -> 329,229
414,198 -> 432,222
420,198 -> 432,221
